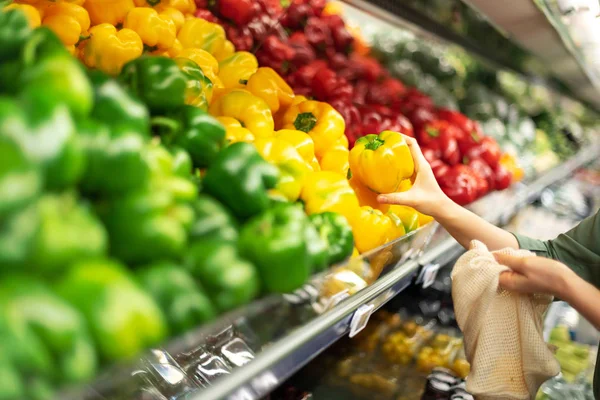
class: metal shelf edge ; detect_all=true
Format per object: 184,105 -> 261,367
188,147 -> 596,400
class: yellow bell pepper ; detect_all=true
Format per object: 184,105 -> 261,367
386,211 -> 406,241
39,3 -> 89,54
175,48 -> 220,88
275,129 -> 320,172
82,24 -> 143,75
173,57 -> 212,110
151,38 -> 182,57
417,211 -> 434,226
322,0 -> 343,15
246,67 -> 294,114
254,137 -> 311,201
177,18 -> 225,55
161,0 -> 196,14
349,130 -> 415,194
274,94 -> 307,130
208,89 -> 274,138
499,152 -> 524,182
216,117 -> 255,144
154,6 -> 184,32
300,171 -> 359,221
84,0 -> 134,25
123,7 -> 176,50
388,205 -> 419,233
352,247 -> 360,257
318,135 -> 349,177
217,51 -> 258,89
5,3 -> 41,27
213,39 -> 235,61
349,206 -> 392,254
349,175 -> 381,210
281,100 -> 346,159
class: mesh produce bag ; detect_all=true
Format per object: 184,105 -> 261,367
451,241 -> 560,399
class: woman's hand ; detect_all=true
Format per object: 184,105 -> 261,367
376,135 -> 450,217
494,253 -> 576,298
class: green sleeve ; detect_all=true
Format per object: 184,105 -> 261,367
512,211 -> 600,287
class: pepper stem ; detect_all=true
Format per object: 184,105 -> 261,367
426,127 -> 439,138
151,116 -> 180,140
365,137 -> 385,151
293,112 -> 317,133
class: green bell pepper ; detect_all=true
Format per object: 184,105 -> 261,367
308,212 -> 354,265
119,56 -> 187,115
17,28 -> 92,118
99,144 -> 197,264
100,189 -> 189,264
0,276 -> 98,387
189,194 -> 238,243
0,9 -> 31,62
0,134 -> 41,218
0,204 -> 38,271
0,96 -> 85,190
78,120 -> 149,195
174,57 -> 213,111
203,142 -> 279,220
28,193 -> 107,276
304,220 -> 328,272
88,70 -> 150,136
169,146 -> 193,178
137,261 -> 216,335
152,105 -> 225,169
186,239 -> 260,312
57,259 -> 167,362
238,203 -> 312,293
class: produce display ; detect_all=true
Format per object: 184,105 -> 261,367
1,0 -> 598,398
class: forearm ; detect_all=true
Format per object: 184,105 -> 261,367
561,275 -> 600,331
434,197 -> 519,251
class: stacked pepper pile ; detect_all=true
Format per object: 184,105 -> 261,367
0,8 -> 364,398
199,0 -> 520,205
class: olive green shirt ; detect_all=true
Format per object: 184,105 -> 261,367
513,210 -> 600,398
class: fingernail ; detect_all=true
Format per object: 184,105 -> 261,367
377,195 -> 387,203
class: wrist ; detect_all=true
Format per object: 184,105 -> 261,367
431,193 -> 458,221
554,269 -> 579,301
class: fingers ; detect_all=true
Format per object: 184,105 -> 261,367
403,135 -> 428,172
498,270 -> 529,293
377,192 -> 415,206
494,253 -> 528,273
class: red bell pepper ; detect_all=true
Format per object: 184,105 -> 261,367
304,17 -> 333,52
349,54 -> 386,83
405,106 -> 436,134
287,60 -> 327,88
282,2 -> 314,29
329,98 -> 360,130
462,136 -> 501,168
422,147 -> 440,163
398,88 -> 435,114
322,14 -> 354,53
224,24 -> 253,52
467,158 -> 495,192
493,163 -> 512,190
431,159 -> 450,181
312,68 -> 353,101
217,0 -> 259,25
365,78 -> 405,106
438,165 -> 479,205
288,32 -> 317,68
255,35 -> 295,75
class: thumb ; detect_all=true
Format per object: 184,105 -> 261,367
494,253 -> 527,273
498,270 -> 528,292
377,192 -> 415,206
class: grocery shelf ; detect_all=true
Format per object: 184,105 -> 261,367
341,0 -> 600,110
69,147 -> 597,400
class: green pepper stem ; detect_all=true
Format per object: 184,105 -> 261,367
426,127 -> 440,138
22,31 -> 46,67
293,112 -> 317,133
151,116 -> 180,140
364,137 -> 385,151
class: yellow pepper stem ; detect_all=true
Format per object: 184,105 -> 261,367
294,112 -> 317,133
364,137 -> 385,151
